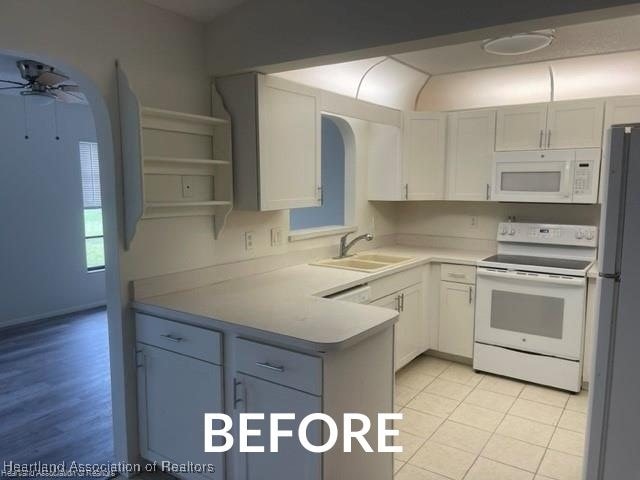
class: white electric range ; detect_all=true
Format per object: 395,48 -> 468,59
473,222 -> 598,392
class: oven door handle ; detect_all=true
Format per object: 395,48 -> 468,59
477,268 -> 586,287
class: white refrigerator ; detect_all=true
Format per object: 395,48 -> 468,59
586,124 -> 640,479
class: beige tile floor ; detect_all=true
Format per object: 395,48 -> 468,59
394,355 -> 589,480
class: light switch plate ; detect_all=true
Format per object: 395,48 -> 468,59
270,227 -> 283,247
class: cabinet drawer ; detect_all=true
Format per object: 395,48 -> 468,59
135,313 -> 222,365
370,267 -> 423,301
235,338 -> 322,396
441,264 -> 476,284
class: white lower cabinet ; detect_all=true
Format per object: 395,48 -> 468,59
437,264 -> 476,359
136,343 -> 225,480
235,373 -> 321,480
371,269 -> 426,371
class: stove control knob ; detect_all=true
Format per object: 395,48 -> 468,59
575,230 -> 584,239
499,225 -> 508,235
508,228 -> 516,236
585,230 -> 594,240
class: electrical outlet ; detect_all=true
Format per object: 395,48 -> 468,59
270,227 -> 283,247
470,215 -> 479,229
181,176 -> 194,198
244,231 -> 255,251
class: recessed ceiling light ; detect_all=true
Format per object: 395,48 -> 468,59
482,31 -> 554,56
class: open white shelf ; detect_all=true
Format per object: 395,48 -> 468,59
144,156 -> 230,165
145,201 -> 232,208
141,106 -> 230,126
117,64 -> 233,248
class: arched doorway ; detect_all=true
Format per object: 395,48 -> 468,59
0,49 -> 126,468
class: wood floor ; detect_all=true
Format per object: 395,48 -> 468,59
0,308 -> 114,469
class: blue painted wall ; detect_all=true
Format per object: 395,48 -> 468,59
290,116 -> 345,230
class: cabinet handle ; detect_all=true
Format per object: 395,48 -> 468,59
233,378 -> 243,408
404,183 -> 409,200
255,361 -> 285,373
317,186 -> 323,203
395,295 -> 401,312
547,130 -> 552,148
448,273 -> 465,279
539,129 -> 543,148
160,333 -> 183,343
401,293 -> 405,312
486,183 -> 491,200
468,286 -> 473,304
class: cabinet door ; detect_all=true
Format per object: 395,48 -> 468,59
258,75 -> 321,210
601,96 -> 640,202
236,373 -> 321,480
372,284 -> 425,372
397,283 -> 426,369
137,344 -> 224,479
372,293 -> 402,370
547,99 -> 604,149
446,109 -> 496,201
402,112 -> 446,200
438,281 -> 475,358
367,122 -> 403,200
495,104 -> 548,151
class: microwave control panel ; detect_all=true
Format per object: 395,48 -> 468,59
572,150 -> 601,204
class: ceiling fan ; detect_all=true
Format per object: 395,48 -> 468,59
0,60 -> 84,103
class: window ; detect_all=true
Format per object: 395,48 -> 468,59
290,116 -> 349,232
79,141 -> 105,271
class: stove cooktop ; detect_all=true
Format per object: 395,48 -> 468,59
481,254 -> 592,272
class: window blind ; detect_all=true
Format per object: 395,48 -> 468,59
79,141 -> 101,208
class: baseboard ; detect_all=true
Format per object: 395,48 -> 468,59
425,350 -> 473,366
0,301 -> 107,330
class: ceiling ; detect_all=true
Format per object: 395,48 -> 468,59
142,0 -> 248,22
273,14 -> 640,110
393,14 -> 640,75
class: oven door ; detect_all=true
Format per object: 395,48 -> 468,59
475,268 -> 586,360
492,151 -> 574,203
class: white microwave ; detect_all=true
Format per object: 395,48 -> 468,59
492,149 -> 600,203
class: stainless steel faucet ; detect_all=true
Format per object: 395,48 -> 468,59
338,232 -> 374,258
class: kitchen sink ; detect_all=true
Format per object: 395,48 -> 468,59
353,254 -> 412,264
312,254 -> 413,272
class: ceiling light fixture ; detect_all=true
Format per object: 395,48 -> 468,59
482,31 -> 554,56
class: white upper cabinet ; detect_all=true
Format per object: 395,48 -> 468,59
496,99 -> 604,151
495,103 -> 548,151
446,109 -> 496,201
546,99 -> 604,149
217,73 -> 321,211
367,122 -> 403,200
402,112 -> 447,200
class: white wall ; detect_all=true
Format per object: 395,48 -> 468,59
0,95 -> 105,326
396,202 -> 601,245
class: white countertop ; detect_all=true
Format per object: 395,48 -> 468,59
133,246 -> 493,352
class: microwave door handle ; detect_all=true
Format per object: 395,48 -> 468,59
563,162 -> 574,198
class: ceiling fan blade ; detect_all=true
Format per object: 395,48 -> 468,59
52,89 -> 86,104
57,84 -> 81,92
0,79 -> 27,86
37,70 -> 69,86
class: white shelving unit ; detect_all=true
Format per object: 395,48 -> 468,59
117,64 -> 233,248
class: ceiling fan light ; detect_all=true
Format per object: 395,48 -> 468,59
482,32 -> 554,56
